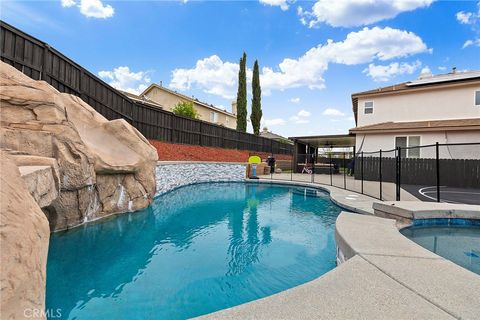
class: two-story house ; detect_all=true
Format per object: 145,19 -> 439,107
350,70 -> 480,158
135,83 -> 237,129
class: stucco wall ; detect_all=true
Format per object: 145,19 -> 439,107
144,88 -> 236,129
356,130 -> 480,158
155,162 -> 247,195
357,83 -> 480,127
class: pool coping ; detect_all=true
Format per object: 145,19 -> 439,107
373,201 -> 480,224
199,212 -> 480,320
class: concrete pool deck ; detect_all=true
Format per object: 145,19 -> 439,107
198,180 -> 480,320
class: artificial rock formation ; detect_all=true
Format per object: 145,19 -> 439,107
0,62 -> 158,230
0,151 -> 51,319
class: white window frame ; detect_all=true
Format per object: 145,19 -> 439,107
475,90 -> 480,106
210,111 -> 218,123
394,135 -> 421,158
364,101 -> 374,114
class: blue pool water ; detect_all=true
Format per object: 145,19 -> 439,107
46,182 -> 342,319
401,222 -> 480,275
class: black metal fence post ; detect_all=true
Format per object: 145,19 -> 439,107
343,152 -> 346,190
270,140 -> 273,180
436,142 -> 440,202
290,150 -> 293,181
379,149 -> 383,201
396,147 -> 401,201
361,151 -> 364,194
311,150 -> 315,183
329,152 -> 333,186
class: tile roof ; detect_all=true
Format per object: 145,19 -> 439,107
141,83 -> 236,117
350,118 -> 480,133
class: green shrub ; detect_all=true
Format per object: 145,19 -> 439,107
172,101 -> 199,119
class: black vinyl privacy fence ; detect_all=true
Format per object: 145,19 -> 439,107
0,21 -> 292,155
354,154 -> 480,189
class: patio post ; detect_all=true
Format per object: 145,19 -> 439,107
343,152 -> 346,189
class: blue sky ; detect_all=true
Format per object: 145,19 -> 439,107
2,0 -> 480,137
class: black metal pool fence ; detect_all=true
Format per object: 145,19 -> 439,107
266,142 -> 480,204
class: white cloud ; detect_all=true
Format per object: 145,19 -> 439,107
363,60 -> 421,82
290,97 -> 301,103
456,2 -> 480,48
259,0 -> 291,11
261,27 -> 430,92
298,0 -> 434,28
297,109 -> 310,117
98,66 -> 151,94
322,108 -> 345,117
420,66 -> 432,75
170,55 -> 242,99
290,109 -> 311,123
61,0 -> 76,8
462,39 -> 480,48
61,0 -> 114,19
456,11 -> 473,24
438,66 -> 447,71
169,27 -> 429,99
80,0 -> 114,18
264,118 -> 287,126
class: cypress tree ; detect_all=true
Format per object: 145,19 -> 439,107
236,52 -> 247,132
250,60 -> 262,135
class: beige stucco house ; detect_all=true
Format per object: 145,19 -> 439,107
350,70 -> 480,158
136,83 -> 237,129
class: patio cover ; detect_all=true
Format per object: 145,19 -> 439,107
289,134 -> 355,148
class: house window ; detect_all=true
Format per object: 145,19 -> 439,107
408,136 -> 420,158
475,90 -> 480,106
364,101 -> 373,114
395,136 -> 421,158
210,111 -> 218,123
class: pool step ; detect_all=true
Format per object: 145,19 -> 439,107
292,188 -> 322,198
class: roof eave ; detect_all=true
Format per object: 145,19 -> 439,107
350,125 -> 480,134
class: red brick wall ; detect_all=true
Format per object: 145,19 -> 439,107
149,140 -> 292,162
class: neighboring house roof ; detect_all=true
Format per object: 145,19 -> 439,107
349,118 -> 480,134
260,129 -> 292,143
119,90 -> 164,109
350,70 -> 480,124
140,83 -> 236,118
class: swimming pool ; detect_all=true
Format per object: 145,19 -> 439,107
46,182 -> 342,319
401,220 -> 480,275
